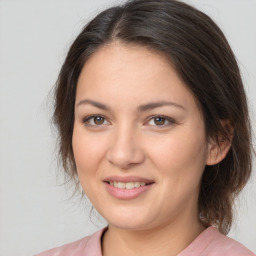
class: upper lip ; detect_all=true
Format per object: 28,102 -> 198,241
103,175 -> 155,184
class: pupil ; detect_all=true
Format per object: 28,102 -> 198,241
155,117 -> 165,125
94,116 -> 104,125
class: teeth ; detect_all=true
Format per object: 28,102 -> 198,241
118,182 -> 126,189
109,181 -> 147,189
125,182 -> 134,189
134,182 -> 140,188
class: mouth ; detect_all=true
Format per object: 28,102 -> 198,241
104,181 -> 154,189
103,176 -> 155,200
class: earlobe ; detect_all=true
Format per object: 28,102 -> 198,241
206,120 -> 234,166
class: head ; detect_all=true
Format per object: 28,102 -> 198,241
53,0 -> 252,234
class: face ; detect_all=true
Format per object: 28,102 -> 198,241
73,42 -> 211,231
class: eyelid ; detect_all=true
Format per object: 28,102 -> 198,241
81,114 -> 176,128
145,115 -> 176,127
82,114 -> 110,127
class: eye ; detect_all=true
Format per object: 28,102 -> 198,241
82,115 -> 109,126
147,116 -> 175,127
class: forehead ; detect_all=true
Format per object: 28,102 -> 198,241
79,42 -> 174,84
76,42 -> 200,115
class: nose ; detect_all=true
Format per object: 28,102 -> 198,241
106,125 -> 145,169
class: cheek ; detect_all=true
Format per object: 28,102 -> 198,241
72,128 -> 107,203
72,126 -> 106,178
147,130 -> 207,180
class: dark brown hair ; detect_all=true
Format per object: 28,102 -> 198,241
53,0 -> 253,234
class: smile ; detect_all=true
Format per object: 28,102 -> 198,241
103,176 -> 155,200
107,181 -> 147,189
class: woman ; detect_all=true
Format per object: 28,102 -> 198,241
35,0 -> 254,255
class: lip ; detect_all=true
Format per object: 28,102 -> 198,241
103,175 -> 154,183
103,176 -> 155,200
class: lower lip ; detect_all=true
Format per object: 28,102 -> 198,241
104,182 -> 154,200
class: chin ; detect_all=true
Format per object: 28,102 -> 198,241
100,208 -> 158,231
109,220 -> 152,231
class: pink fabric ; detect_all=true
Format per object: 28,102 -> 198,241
35,227 -> 255,256
177,227 -> 255,256
34,229 -> 104,256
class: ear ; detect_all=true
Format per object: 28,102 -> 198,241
206,120 -> 234,166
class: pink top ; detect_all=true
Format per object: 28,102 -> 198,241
35,227 -> 255,256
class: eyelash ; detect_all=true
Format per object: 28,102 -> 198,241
82,115 -> 109,127
82,115 -> 175,128
146,115 -> 176,128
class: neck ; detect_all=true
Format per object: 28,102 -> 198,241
102,216 -> 205,256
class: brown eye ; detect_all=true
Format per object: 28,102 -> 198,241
147,116 -> 175,128
82,115 -> 109,126
94,116 -> 105,125
154,117 -> 166,125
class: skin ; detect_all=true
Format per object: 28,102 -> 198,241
72,42 -> 230,256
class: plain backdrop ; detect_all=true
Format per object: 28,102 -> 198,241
0,0 -> 255,255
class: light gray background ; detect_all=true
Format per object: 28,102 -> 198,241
0,0 -> 255,255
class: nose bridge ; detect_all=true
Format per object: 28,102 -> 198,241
107,121 -> 144,169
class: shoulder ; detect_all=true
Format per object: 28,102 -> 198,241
215,229 -> 254,255
179,227 -> 255,256
34,228 -> 105,256
34,236 -> 90,256
210,228 -> 255,256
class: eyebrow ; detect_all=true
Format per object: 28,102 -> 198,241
76,99 -> 185,111
137,101 -> 185,111
77,99 -> 110,110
